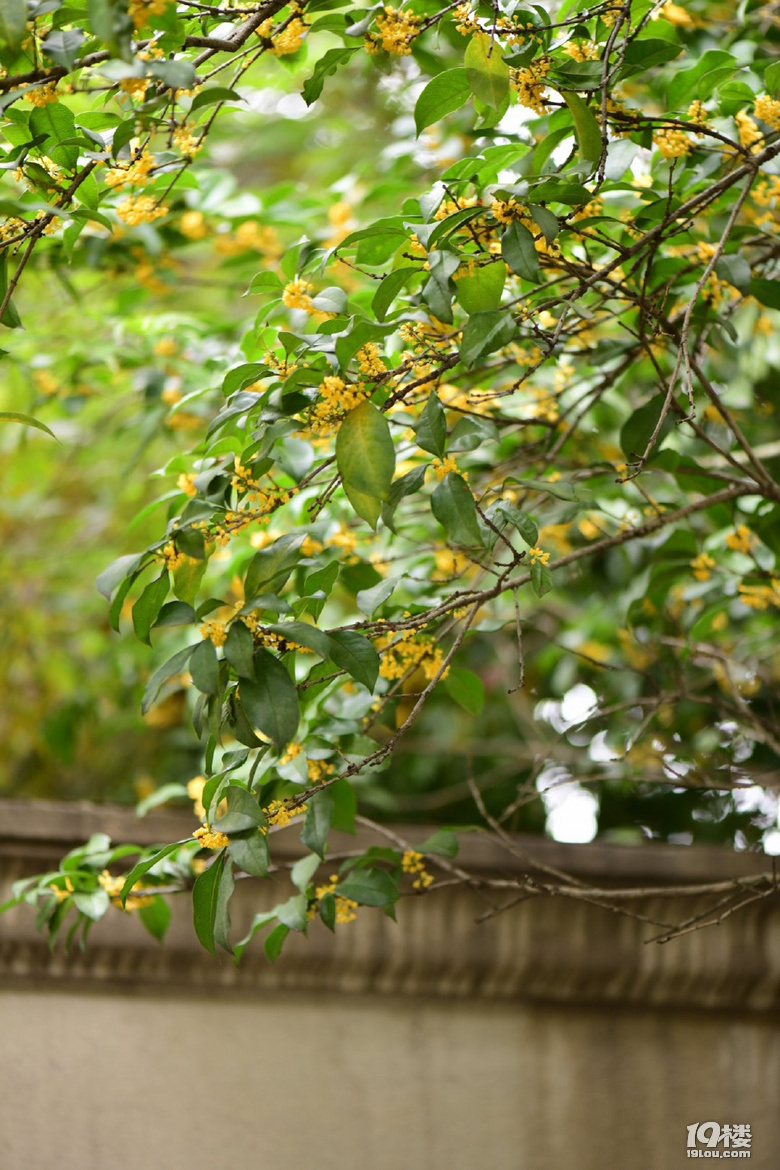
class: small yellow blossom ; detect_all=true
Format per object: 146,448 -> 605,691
201,619 -> 228,646
432,454 -> 461,481
282,276 -> 315,312
365,6 -> 421,55
25,82 -> 58,106
528,546 -> 550,565
264,799 -> 307,827
116,195 -> 168,226
402,849 -> 434,890
690,552 -> 715,581
180,210 -> 209,240
193,824 -> 229,849
725,526 -> 756,555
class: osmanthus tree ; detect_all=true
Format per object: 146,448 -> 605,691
2,0 -> 780,958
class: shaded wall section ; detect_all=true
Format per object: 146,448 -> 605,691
1,799 -> 778,1170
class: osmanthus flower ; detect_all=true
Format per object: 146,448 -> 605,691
193,825 -> 230,850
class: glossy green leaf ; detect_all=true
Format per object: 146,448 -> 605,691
0,411 -> 57,438
120,839 -> 192,905
464,33 -> 510,110
132,571 -> 170,646
0,0 -> 27,50
501,221 -> 540,282
327,628 -> 380,691
335,867 -> 399,908
240,648 -> 300,747
560,90 -> 602,165
336,400 -> 396,500
301,789 -> 334,859
189,636 -> 220,694
431,472 -> 484,546
414,67 -> 471,133
443,667 -> 485,716
138,895 -> 171,942
455,259 -> 506,314
193,852 -> 225,957
414,390 -> 447,457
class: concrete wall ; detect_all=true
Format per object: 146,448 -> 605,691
1,800 -> 778,1170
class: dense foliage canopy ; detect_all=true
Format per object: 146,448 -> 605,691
2,0 -> 780,956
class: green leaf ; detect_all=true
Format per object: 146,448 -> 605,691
264,922 -> 290,961
0,411 -> 57,438
414,390 -> 447,458
264,621 -> 331,658
291,852 -> 320,894
336,400 -> 396,501
443,667 -> 485,716
138,895 -> 171,942
227,831 -> 269,878
42,28 -> 86,69
431,472 -> 484,546
620,394 -> 675,460
343,482 -> 382,529
213,854 -> 235,954
455,259 -> 506,314
330,778 -> 357,834
464,33 -> 510,110
193,853 -> 225,957
0,252 -> 22,329
418,828 -> 459,858
335,867 -> 399,908
30,102 -> 78,171
302,46 -> 360,105
214,785 -> 264,833
224,620 -> 255,678
0,0 -> 27,50
245,534 -> 301,599
141,645 -> 196,714
327,628 -> 380,691
497,501 -> 538,546
530,561 -> 553,597
132,571 -> 170,646
189,86 -> 244,111
561,91 -> 603,166
240,648 -> 300,747
372,266 -> 418,321
459,309 -> 516,368
276,892 -> 309,930
414,67 -> 471,134
189,636 -> 220,694
150,60 -> 196,90
501,221 -> 540,283
528,204 -> 559,245
356,575 -> 399,617
301,789 -> 334,859
449,415 -> 498,453
749,278 -> 780,310
120,839 -> 191,905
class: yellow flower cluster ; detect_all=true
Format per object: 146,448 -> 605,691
357,343 -> 387,377
491,197 -> 529,225
687,100 -> 709,136
307,758 -> 333,783
173,123 -> 201,157
116,195 -> 168,225
311,375 -> 367,429
561,40 -> 599,61
160,541 -> 187,570
120,77 -> 150,100
735,110 -> 763,152
50,876 -> 74,902
528,546 -> 551,565
402,849 -> 434,890
453,3 -> 477,35
654,127 -> 691,159
725,526 -> 756,554
754,94 -> 780,131
690,552 -> 715,581
180,210 -> 210,240
104,148 -> 155,190
25,82 -> 58,106
193,824 -> 230,849
313,876 -> 358,924
33,369 -> 60,397
738,580 -> 780,610
365,6 -> 421,55
256,15 -> 307,55
177,472 -> 197,497
282,276 -> 315,312
201,620 -> 228,646
432,454 -> 461,481
128,0 -> 168,29
511,58 -> 550,114
376,628 -> 449,681
99,870 -> 154,909
264,799 -> 307,827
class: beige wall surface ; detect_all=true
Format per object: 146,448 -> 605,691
2,803 -> 779,1170
2,988 -> 778,1170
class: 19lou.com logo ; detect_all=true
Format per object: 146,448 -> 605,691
687,1123 -> 752,1157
